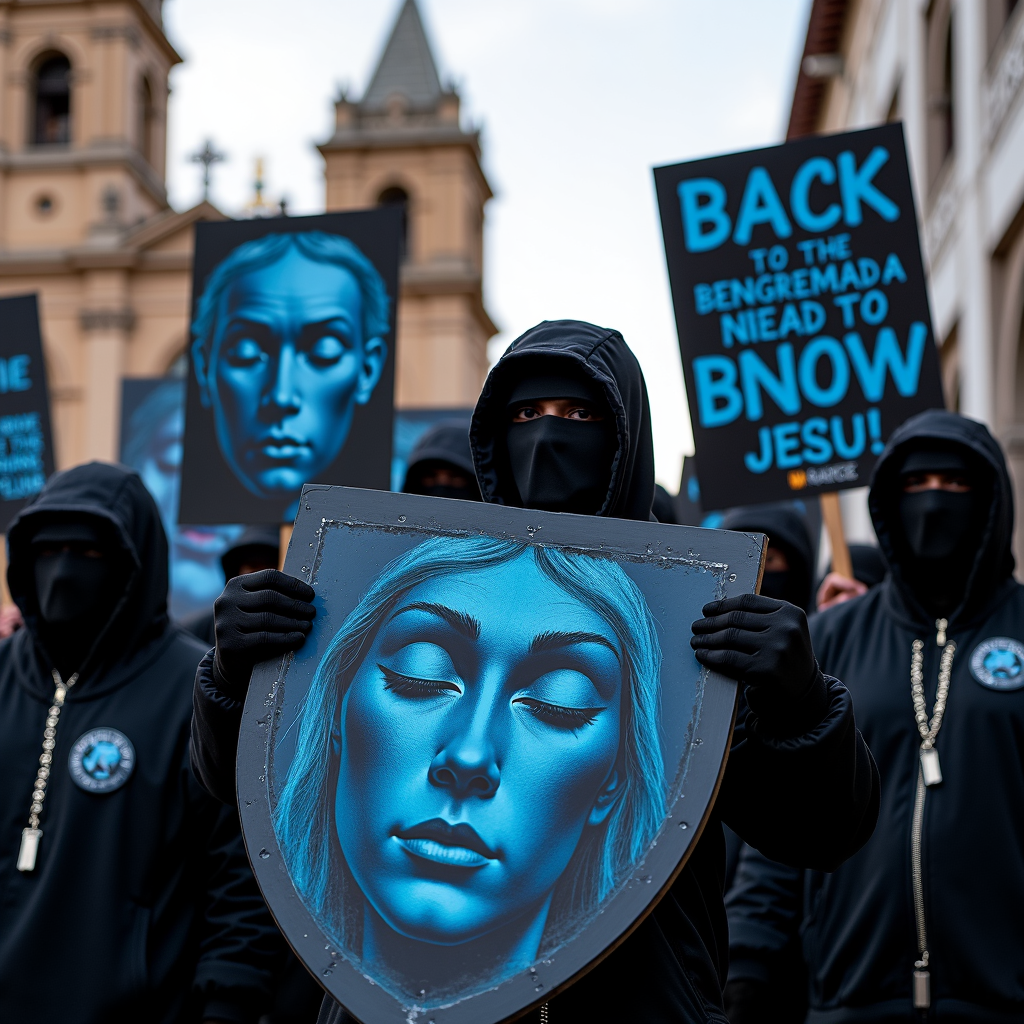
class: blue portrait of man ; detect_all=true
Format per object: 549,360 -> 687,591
273,535 -> 666,1004
190,231 -> 391,520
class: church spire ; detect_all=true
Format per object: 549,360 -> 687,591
361,0 -> 443,112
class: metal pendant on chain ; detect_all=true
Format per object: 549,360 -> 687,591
17,668 -> 79,872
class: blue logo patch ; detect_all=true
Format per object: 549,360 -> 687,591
969,638 -> 1024,692
68,728 -> 135,793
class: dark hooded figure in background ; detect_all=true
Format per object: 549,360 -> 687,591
190,320 -> 878,1024
401,419 -> 481,501
726,410 -> 1024,1024
0,462 -> 278,1023
182,525 -> 281,648
720,504 -> 815,613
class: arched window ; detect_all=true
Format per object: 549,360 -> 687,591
378,185 -> 410,258
925,4 -> 954,188
138,76 -> 156,166
33,54 -> 71,145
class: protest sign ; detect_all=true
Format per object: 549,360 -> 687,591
179,209 -> 401,526
655,124 -> 944,510
238,484 -> 764,1024
0,295 -> 54,532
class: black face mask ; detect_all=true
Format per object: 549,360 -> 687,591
34,551 -> 121,628
899,489 -> 976,561
506,415 -> 616,514
759,569 -> 793,604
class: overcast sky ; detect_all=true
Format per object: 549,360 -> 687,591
163,0 -> 812,488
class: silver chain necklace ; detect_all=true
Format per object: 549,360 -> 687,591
17,668 -> 79,872
909,617 -> 956,1011
910,621 -> 955,786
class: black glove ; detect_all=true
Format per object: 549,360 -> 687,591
690,594 -> 818,708
213,569 -> 316,700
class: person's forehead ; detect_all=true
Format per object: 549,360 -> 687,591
395,554 -> 619,642
220,249 -> 363,321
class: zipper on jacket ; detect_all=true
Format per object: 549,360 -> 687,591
910,768 -> 930,1008
910,617 -> 955,1011
539,1003 -> 548,1023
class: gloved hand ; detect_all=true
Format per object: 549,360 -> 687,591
212,569 -> 316,701
690,594 -> 818,709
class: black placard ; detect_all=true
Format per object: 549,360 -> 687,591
238,484 -> 764,1024
0,294 -> 55,532
655,124 -> 944,510
179,210 -> 401,525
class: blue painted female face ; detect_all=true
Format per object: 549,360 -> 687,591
334,554 -> 624,946
206,247 -> 386,499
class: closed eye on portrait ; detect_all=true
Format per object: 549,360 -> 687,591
512,696 -> 604,732
298,321 -> 356,369
379,664 -> 461,699
222,321 -> 272,368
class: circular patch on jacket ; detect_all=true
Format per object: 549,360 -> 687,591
68,729 -> 135,793
970,638 -> 1024,691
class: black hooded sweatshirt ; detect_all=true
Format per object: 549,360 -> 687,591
404,419 -> 478,490
193,321 -> 878,1024
727,409 -> 1024,1023
0,463 -> 278,1023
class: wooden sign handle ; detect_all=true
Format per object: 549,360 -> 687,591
0,535 -> 11,607
820,492 -> 853,579
279,523 -> 293,572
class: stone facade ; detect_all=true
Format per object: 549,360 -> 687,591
0,0 -> 493,471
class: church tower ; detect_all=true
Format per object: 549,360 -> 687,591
320,0 -> 497,409
0,0 -> 178,248
0,0 -> 219,466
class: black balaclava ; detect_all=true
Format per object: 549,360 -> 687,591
759,544 -> 804,606
406,460 -> 480,501
896,447 -> 984,618
720,504 -> 815,612
31,522 -> 127,677
504,371 -> 616,514
403,421 -> 482,502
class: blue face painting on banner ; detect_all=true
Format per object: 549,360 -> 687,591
655,124 -> 945,510
179,211 -> 401,526
238,486 -> 762,1024
275,537 -> 664,992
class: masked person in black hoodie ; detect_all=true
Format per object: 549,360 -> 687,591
402,419 -> 481,500
720,504 -> 815,613
0,462 -> 278,1024
183,526 -> 281,648
191,320 -> 878,1023
726,409 -> 1024,1024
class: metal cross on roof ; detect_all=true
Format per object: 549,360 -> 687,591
190,139 -> 226,201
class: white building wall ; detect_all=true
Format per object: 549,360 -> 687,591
800,0 -> 1024,565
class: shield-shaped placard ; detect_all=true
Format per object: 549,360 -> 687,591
238,485 -> 765,1023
